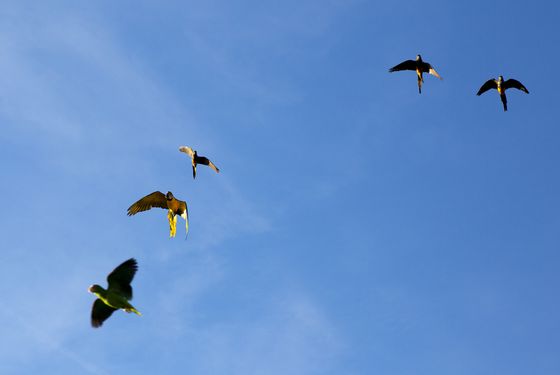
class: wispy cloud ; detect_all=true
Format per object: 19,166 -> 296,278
0,287 -> 109,375
0,3 -> 273,373
151,288 -> 343,374
196,294 -> 341,374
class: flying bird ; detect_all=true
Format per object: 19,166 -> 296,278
127,191 -> 189,238
476,75 -> 529,111
88,258 -> 141,328
389,54 -> 442,93
179,146 -> 220,179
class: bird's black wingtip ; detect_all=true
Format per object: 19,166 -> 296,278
118,258 -> 138,271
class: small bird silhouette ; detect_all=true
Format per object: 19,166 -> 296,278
127,191 -> 189,238
88,258 -> 141,328
179,146 -> 220,179
389,54 -> 442,94
476,75 -> 529,111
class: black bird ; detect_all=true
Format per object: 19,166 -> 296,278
389,54 -> 442,93
476,75 -> 529,111
179,146 -> 220,179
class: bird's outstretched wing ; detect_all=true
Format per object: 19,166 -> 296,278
127,191 -> 167,216
207,160 -> 220,173
107,258 -> 138,300
91,299 -> 117,328
179,146 -> 195,159
197,157 -> 220,173
389,60 -> 416,72
421,63 -> 442,79
503,79 -> 529,93
476,79 -> 497,95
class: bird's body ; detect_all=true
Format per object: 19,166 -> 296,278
89,286 -> 140,314
179,146 -> 220,179
127,191 -> 188,238
389,54 -> 442,93
88,258 -> 141,328
476,75 -> 529,111
496,78 -> 503,95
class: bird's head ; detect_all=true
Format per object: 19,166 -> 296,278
166,191 -> 174,200
88,284 -> 103,294
416,54 -> 422,61
498,75 -> 504,82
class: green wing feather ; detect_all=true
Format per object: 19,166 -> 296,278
107,258 -> 138,300
91,299 -> 116,328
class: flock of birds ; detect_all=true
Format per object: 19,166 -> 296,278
88,146 -> 219,327
389,54 -> 529,111
87,53 -> 529,328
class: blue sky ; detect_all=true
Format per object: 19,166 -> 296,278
1,1 -> 559,374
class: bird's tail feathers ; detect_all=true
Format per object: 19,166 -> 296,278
126,307 -> 142,316
168,210 -> 176,238
501,94 -> 508,111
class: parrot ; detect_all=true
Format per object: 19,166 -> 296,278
179,146 -> 220,179
127,191 -> 189,238
88,258 -> 141,328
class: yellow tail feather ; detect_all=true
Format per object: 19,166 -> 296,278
125,306 -> 142,316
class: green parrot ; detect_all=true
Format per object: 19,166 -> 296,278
88,258 -> 141,328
